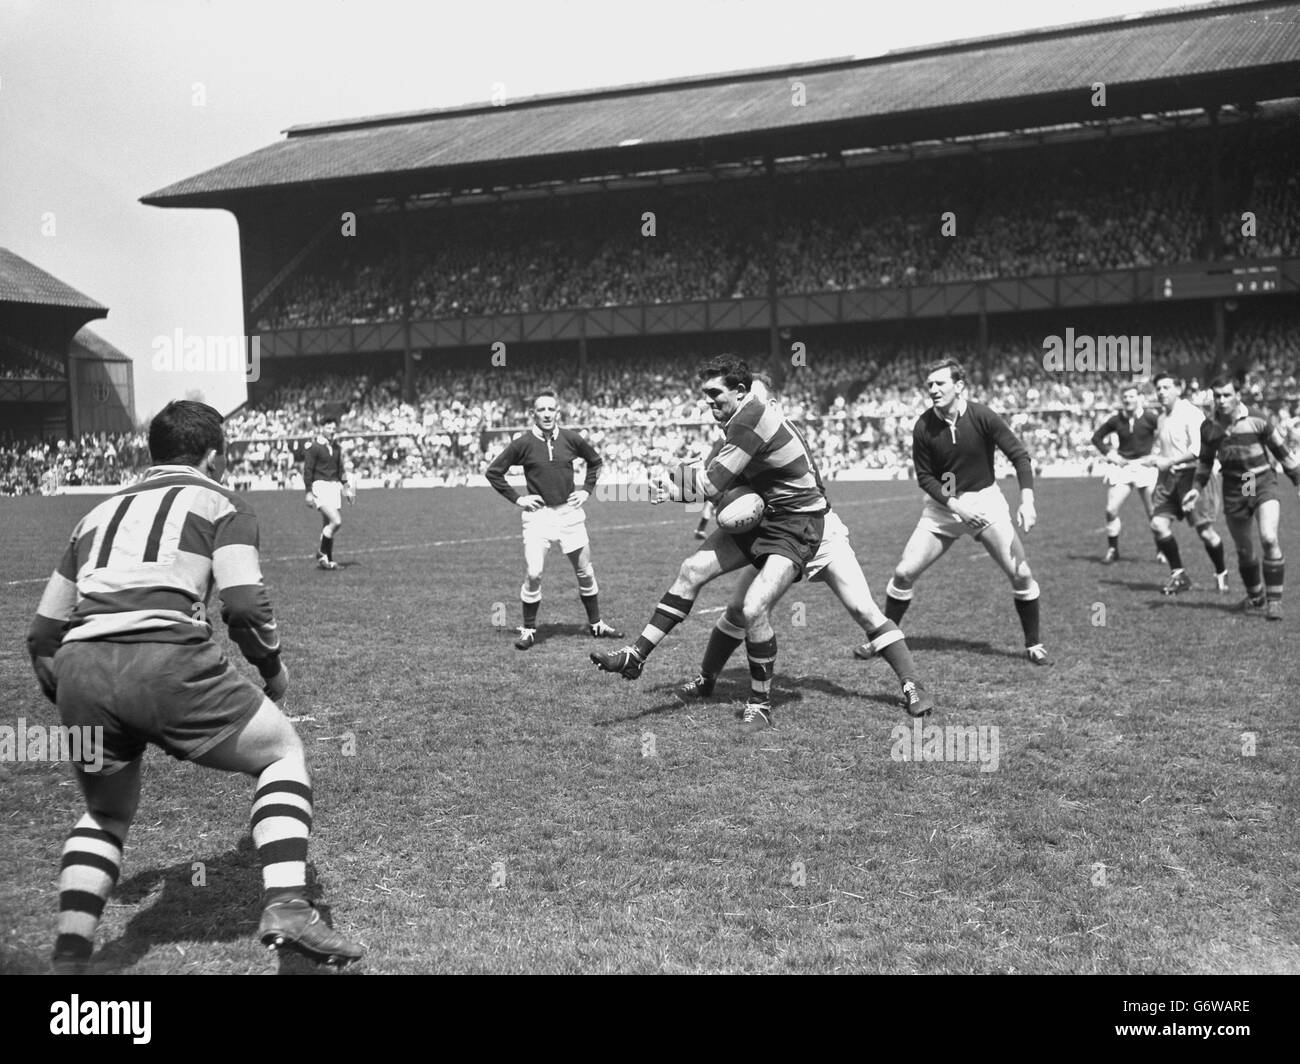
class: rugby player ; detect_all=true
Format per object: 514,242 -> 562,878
590,356 -> 828,732
485,388 -> 622,649
303,416 -> 354,570
1182,374 -> 1300,619
865,358 -> 1048,664
1090,384 -> 1161,563
27,400 -> 361,972
1138,372 -> 1230,595
680,383 -> 934,717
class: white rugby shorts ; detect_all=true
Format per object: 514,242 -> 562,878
311,480 -> 343,510
1100,461 -> 1158,490
806,510 -> 858,582
522,502 -> 590,558
917,483 -> 1012,540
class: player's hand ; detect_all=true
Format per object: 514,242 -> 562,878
516,495 -> 544,512
1109,453 -> 1129,466
1180,487 -> 1199,514
567,489 -> 590,508
948,499 -> 986,532
1017,500 -> 1037,533
649,473 -> 677,505
263,661 -> 288,703
305,491 -> 318,509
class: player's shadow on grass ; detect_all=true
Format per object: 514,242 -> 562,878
592,675 -> 863,726
93,836 -> 345,975
495,622 -> 589,645
1098,577 -> 1167,593
904,634 -> 1025,661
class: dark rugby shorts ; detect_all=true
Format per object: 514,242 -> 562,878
731,509 -> 825,581
54,640 -> 265,775
1223,469 -> 1279,521
1152,468 -> 1198,522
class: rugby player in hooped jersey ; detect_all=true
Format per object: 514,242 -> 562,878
1182,372 -> 1300,619
860,358 -> 1049,665
591,355 -> 834,732
28,400 -> 361,972
485,388 -> 623,649
677,375 -> 935,718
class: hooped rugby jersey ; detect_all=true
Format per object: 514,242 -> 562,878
27,465 -> 280,671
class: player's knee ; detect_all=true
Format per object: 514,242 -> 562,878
891,568 -> 914,590
524,572 -> 542,588
741,600 -> 768,629
1261,535 -> 1281,556
1105,510 -> 1118,523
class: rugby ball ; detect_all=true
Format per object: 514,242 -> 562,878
715,487 -> 765,533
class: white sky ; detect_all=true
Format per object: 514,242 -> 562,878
0,0 -> 1199,423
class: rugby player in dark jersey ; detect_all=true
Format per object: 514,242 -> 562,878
867,358 -> 1048,665
485,388 -> 622,649
1090,384 -> 1162,563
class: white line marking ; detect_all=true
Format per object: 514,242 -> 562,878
2,493 -> 921,583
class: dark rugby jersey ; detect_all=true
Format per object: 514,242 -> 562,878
913,399 -> 1034,504
1090,408 -> 1160,460
1195,403 -> 1300,495
695,393 -> 828,516
303,437 -> 345,486
485,426 -> 602,507
27,465 -> 280,670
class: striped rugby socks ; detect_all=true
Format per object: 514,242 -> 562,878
54,816 -> 124,964
251,760 -> 313,908
632,592 -> 695,660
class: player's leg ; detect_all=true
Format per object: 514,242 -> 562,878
515,524 -> 549,649
592,531 -> 748,679
52,757 -> 143,972
979,521 -> 1047,663
884,524 -> 954,624
736,553 -> 802,728
1137,485 -> 1163,560
1256,499 -> 1284,618
1194,519 -> 1229,592
316,501 -> 343,568
1150,472 -> 1192,593
820,556 -> 932,716
195,697 -> 362,963
1103,481 -> 1131,562
565,530 -> 621,639
1227,510 -> 1264,611
681,568 -> 757,700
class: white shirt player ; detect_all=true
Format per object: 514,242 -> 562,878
1154,398 -> 1204,471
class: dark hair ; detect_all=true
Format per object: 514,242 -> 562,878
1153,371 -> 1181,387
697,356 -> 751,391
923,358 -> 966,384
1121,383 -> 1141,394
1209,372 -> 1237,391
148,400 -> 225,466
533,388 -> 558,405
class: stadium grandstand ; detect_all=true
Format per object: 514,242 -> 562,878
18,0 -> 1300,495
0,248 -> 140,495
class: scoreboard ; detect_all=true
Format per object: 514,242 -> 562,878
1156,262 -> 1283,300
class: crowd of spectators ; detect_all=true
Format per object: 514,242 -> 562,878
15,306 -> 1295,496
256,115 -> 1300,330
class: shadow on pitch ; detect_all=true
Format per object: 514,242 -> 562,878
93,836 -> 344,975
902,634 -> 1024,661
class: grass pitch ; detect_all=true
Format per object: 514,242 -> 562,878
1,480 -> 1297,974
